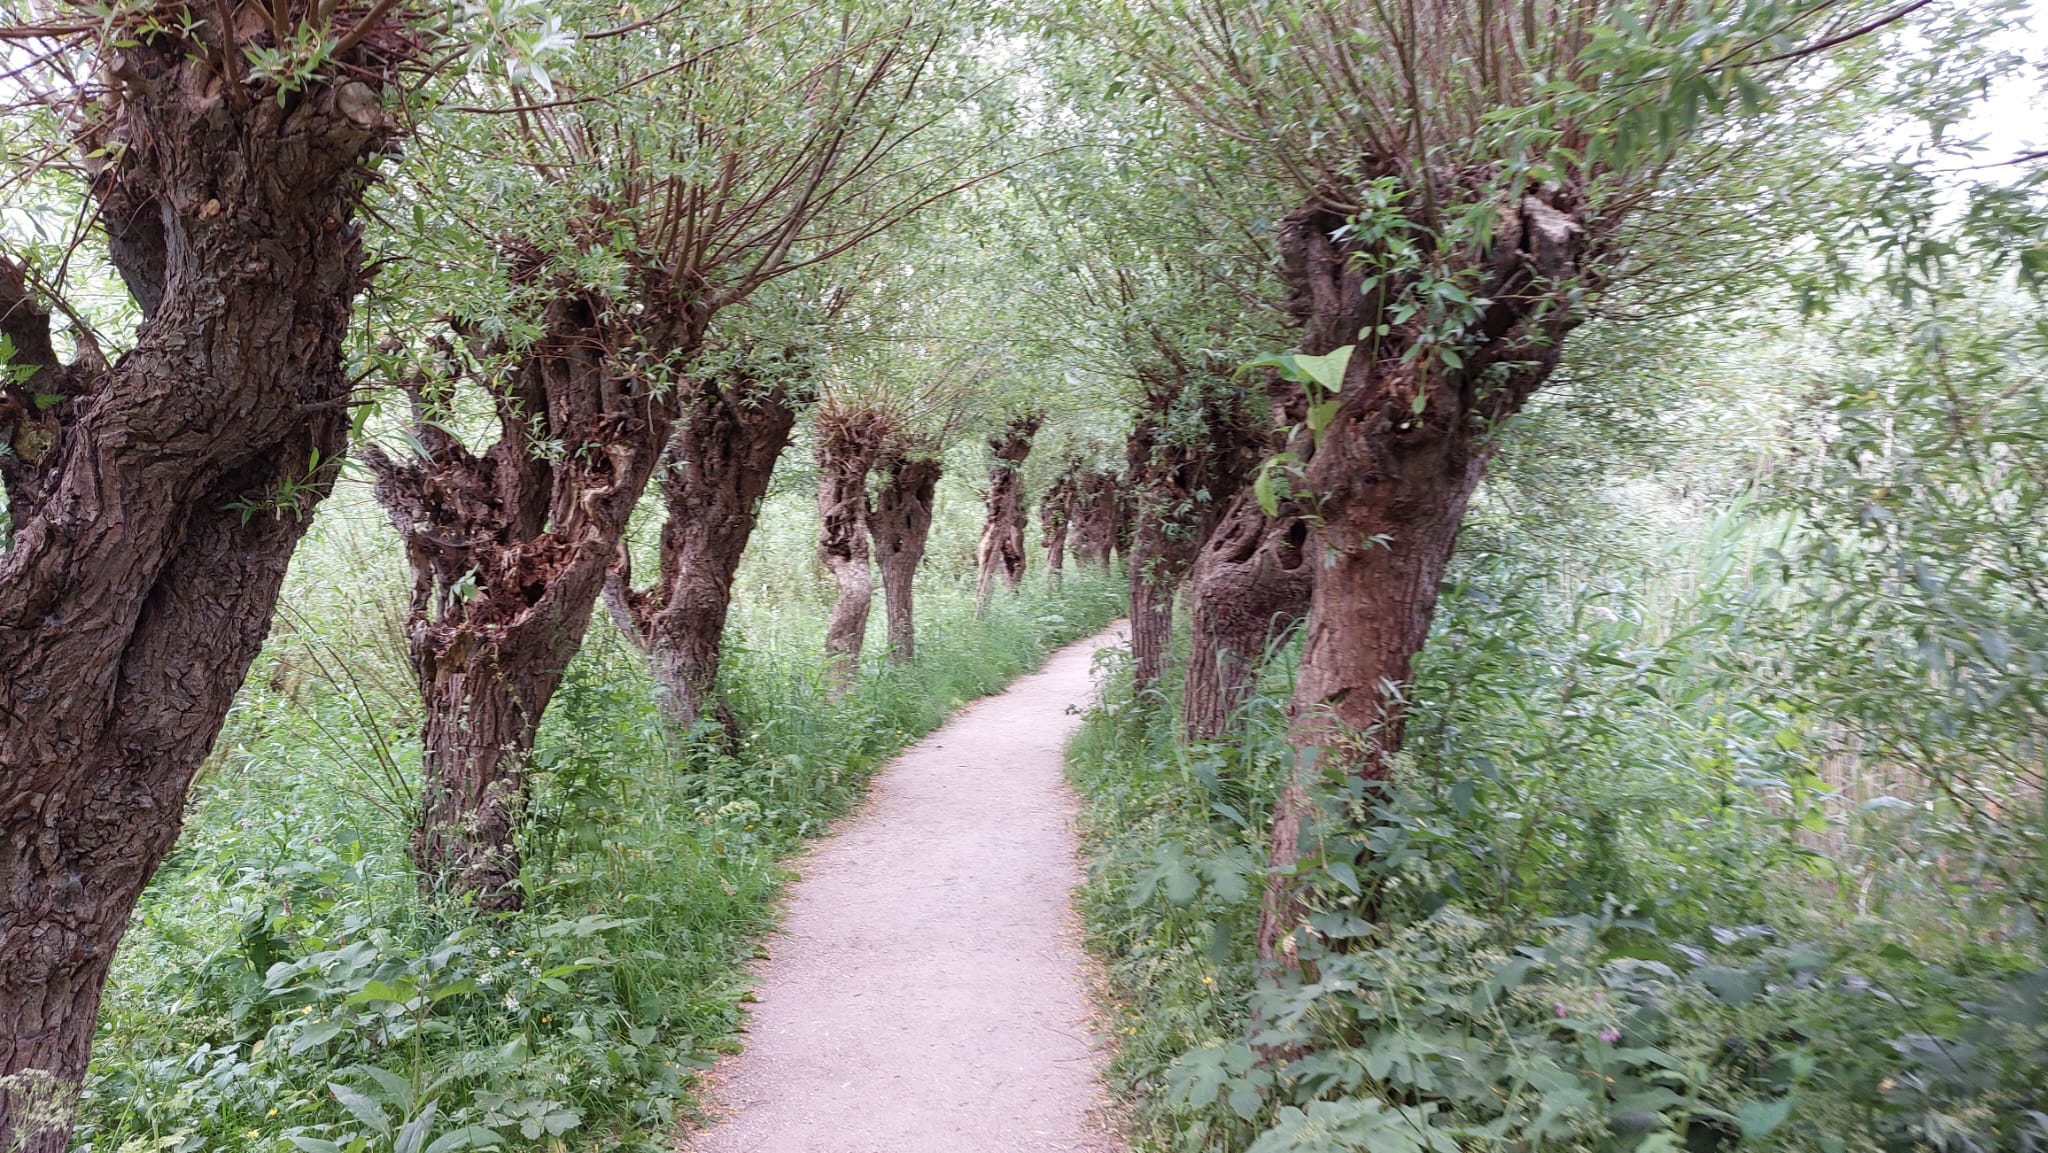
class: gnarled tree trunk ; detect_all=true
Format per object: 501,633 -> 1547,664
1039,464 -> 1076,590
367,274 -> 707,912
1068,466 -> 1121,570
607,371 -> 803,726
1180,276 -> 1347,742
1257,189 -> 1591,960
975,412 -> 1042,607
0,23 -> 401,1149
870,444 -> 943,662
817,406 -> 890,686
1125,365 -> 1260,698
1181,490 -> 1313,741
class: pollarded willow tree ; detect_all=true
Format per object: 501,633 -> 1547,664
1103,0 -> 1939,955
1066,463 -> 1125,569
604,318 -> 820,729
1009,156 -> 1280,694
1039,458 -> 1079,587
814,397 -> 893,683
0,0 -> 491,1141
361,0 -> 1012,908
871,430 -> 946,660
1117,318 -> 1265,697
1180,363 -> 1315,739
974,409 -> 1044,604
815,259 -> 1006,669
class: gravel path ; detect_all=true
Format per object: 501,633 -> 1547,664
680,624 -> 1130,1153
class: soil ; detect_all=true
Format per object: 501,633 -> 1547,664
680,624 -> 1131,1153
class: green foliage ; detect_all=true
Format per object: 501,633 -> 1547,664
1073,585 -> 2047,1151
1758,285 -> 2048,922
1070,253 -> 2048,1146
75,490 -> 1124,1152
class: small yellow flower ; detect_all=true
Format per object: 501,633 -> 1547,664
246,1130 -> 261,1140
267,1109 -> 278,1118
1201,976 -> 1214,985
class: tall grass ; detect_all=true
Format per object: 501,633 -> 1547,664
76,476 -> 1124,1153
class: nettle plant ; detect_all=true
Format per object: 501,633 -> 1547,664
1140,790 -> 2048,1152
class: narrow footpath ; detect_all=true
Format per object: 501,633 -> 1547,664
682,624 -> 1130,1153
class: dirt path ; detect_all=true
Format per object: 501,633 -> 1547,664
681,624 -> 1130,1153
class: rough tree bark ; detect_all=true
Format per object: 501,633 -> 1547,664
817,406 -> 891,686
1180,488 -> 1313,741
0,17 -> 402,1148
1039,462 -> 1077,590
975,412 -> 1043,607
869,440 -> 943,662
1068,466 -> 1121,570
1257,189 -> 1591,960
1180,213 -> 1368,740
606,369 -> 804,726
1124,364 -> 1260,697
366,264 -> 708,912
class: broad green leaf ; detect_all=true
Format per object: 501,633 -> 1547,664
423,1126 -> 504,1153
393,1101 -> 438,1153
1294,345 -> 1353,392
1737,1098 -> 1792,1141
289,1020 -> 346,1054
329,1083 -> 390,1137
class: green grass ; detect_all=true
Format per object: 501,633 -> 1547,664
77,483 -> 1125,1153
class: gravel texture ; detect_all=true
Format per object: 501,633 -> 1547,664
681,623 -> 1131,1153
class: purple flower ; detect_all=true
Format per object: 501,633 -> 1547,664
1554,1003 -> 1568,1018
1599,1027 -> 1621,1043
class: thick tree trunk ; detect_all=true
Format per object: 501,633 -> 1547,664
607,374 -> 802,725
817,407 -> 888,686
1039,467 -> 1074,591
1126,528 -> 1195,695
0,25 -> 400,1150
1126,391 -> 1191,695
368,279 -> 707,911
414,653 -> 560,904
1124,363 -> 1260,697
1181,352 -> 1326,743
1289,449 -> 1484,749
870,450 -> 942,662
975,413 -> 1042,607
1257,435 -> 1486,960
1256,188 -> 1590,961
1181,490 -> 1312,740
1111,482 -> 1135,568
1069,467 -> 1120,571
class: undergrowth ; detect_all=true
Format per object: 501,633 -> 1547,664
1071,546 -> 2046,1153
77,492 -> 1124,1153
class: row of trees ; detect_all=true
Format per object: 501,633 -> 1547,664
0,0 -> 1087,1145
1014,0 -> 2010,959
2,0 -> 2023,1143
